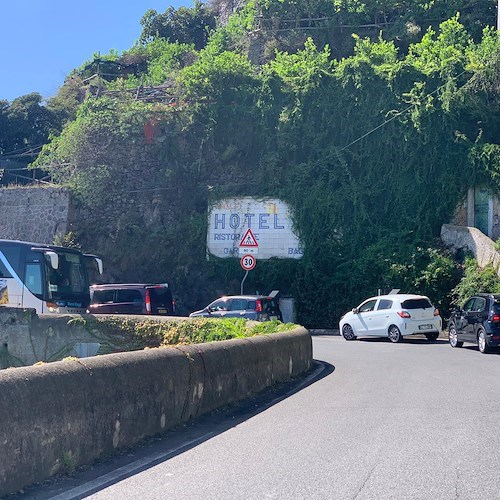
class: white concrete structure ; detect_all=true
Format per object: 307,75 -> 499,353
441,224 -> 500,276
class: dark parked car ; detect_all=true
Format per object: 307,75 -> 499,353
448,293 -> 500,353
189,295 -> 283,322
89,283 -> 175,316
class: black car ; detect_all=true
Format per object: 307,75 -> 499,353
447,293 -> 500,353
189,295 -> 283,322
89,283 -> 175,316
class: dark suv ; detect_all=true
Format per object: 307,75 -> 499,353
89,284 -> 175,316
448,293 -> 500,353
189,295 -> 283,322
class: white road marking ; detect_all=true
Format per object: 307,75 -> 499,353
49,433 -> 214,500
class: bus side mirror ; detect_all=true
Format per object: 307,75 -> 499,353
84,254 -> 103,275
46,251 -> 59,270
32,248 -> 59,269
95,258 -> 103,275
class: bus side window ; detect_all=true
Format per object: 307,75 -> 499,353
0,246 -> 23,278
0,259 -> 12,278
25,263 -> 43,295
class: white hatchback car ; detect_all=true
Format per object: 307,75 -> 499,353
339,294 -> 442,342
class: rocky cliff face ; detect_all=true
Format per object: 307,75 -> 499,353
213,0 -> 247,25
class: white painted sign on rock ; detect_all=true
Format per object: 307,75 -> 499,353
207,197 -> 303,259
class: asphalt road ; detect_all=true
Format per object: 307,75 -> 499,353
17,335 -> 500,500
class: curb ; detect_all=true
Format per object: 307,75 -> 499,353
309,329 -> 340,336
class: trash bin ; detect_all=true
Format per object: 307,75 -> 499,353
279,297 -> 296,324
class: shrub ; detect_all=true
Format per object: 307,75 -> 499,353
451,256 -> 500,307
86,316 -> 298,354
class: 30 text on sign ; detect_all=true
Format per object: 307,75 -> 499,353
240,254 -> 256,271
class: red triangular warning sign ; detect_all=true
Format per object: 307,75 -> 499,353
239,228 -> 259,247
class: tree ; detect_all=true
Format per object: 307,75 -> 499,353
140,2 -> 217,50
0,93 -> 64,184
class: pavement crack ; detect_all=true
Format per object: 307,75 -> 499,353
352,464 -> 377,499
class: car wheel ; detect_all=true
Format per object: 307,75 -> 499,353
388,325 -> 403,343
425,332 -> 439,341
448,325 -> 463,348
342,324 -> 357,341
477,328 -> 491,354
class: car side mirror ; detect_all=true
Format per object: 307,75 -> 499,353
352,307 -> 358,314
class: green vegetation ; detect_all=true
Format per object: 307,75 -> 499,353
452,256 -> 500,306
2,1 -> 499,327
140,1 -> 216,50
0,93 -> 70,184
85,317 -> 298,353
60,451 -> 76,475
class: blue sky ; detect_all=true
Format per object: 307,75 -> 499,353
1,1 -> 190,102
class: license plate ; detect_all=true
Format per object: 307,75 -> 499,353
419,324 -> 432,330
157,308 -> 167,314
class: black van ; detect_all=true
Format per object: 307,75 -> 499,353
89,283 -> 175,316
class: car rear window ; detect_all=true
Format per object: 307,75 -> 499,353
492,302 -> 500,314
230,298 -> 249,311
377,299 -> 393,310
149,287 -> 172,308
91,290 -> 114,304
246,300 -> 256,310
401,298 -> 432,309
474,297 -> 486,311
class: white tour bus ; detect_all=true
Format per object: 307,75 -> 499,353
0,239 -> 103,314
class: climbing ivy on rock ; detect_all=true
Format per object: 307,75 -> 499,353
34,12 -> 500,327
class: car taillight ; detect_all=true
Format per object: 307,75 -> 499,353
255,299 -> 262,312
490,314 -> 500,322
145,290 -> 151,314
433,308 -> 440,317
397,311 -> 411,318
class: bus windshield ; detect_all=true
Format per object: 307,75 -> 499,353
46,251 -> 89,300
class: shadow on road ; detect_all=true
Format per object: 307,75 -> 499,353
353,337 -> 500,354
356,337 -> 448,345
15,360 -> 334,500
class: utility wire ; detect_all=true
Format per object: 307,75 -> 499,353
341,69 -> 470,151
254,15 -> 449,33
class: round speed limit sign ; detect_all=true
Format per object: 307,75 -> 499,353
240,254 -> 256,271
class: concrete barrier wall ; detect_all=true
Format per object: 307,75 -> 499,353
441,224 -> 500,275
0,308 -> 186,368
0,328 -> 312,495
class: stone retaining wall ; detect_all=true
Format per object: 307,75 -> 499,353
0,186 -> 69,244
0,327 -> 312,495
